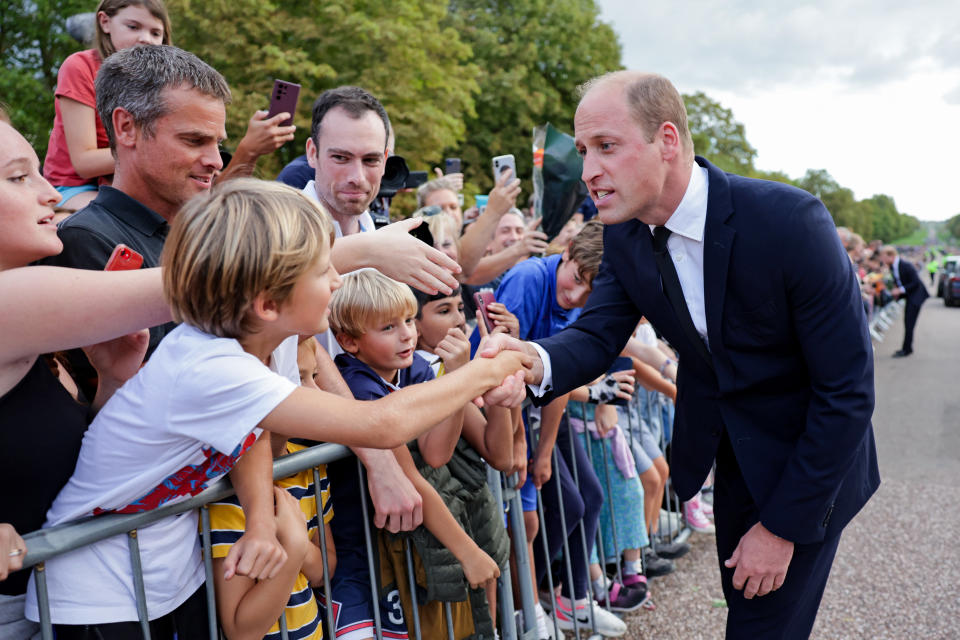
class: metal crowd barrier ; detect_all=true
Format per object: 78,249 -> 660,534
20,385 -> 685,640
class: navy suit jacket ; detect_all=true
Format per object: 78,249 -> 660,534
536,157 -> 880,545
897,258 -> 930,307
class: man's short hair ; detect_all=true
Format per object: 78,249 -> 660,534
417,176 -> 459,208
880,245 -> 898,257
580,71 -> 694,159
329,270 -> 418,339
310,86 -> 390,148
409,284 -> 462,319
162,178 -> 334,340
96,44 -> 231,151
566,220 -> 605,284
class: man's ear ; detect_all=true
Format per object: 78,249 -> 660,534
112,107 -> 139,150
658,121 -> 681,161
560,246 -> 571,263
305,137 -> 318,169
336,332 -> 360,354
251,292 -> 281,324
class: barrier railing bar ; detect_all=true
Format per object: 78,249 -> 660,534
403,538 -> 423,640
598,432 -> 625,591
486,467 -> 517,640
20,444 -> 352,568
312,466 -> 337,639
34,563 -> 53,640
278,609 -> 289,640
505,471 -> 538,640
443,600 -> 455,640
127,530 -> 152,640
356,459 -> 384,640
564,409 -> 600,634
550,446 -> 582,638
199,505 -> 219,640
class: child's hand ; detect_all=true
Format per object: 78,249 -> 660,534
486,303 -> 520,338
530,453 -> 552,489
460,545 -> 501,590
223,523 -> 288,581
435,328 -> 470,372
274,486 -> 310,558
595,403 -> 619,437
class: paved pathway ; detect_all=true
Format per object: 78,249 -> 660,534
621,293 -> 960,639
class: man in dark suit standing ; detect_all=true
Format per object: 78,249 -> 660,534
880,245 -> 929,357
480,71 -> 879,639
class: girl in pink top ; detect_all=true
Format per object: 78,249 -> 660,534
44,0 -> 170,210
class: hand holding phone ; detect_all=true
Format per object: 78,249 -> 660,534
104,244 -> 144,271
474,290 -> 496,334
492,154 -> 517,182
267,80 -> 301,127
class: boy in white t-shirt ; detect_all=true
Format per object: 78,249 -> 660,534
26,179 -> 529,638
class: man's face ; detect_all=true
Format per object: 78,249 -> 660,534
127,86 -> 225,218
416,294 -> 466,353
424,188 -> 462,227
574,83 -> 668,226
489,213 -> 525,254
306,107 -> 387,224
881,252 -> 895,267
555,254 -> 593,310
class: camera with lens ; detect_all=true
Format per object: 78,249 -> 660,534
370,156 -> 429,227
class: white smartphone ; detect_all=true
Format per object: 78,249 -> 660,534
492,154 -> 517,182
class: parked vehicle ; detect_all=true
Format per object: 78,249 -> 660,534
936,255 -> 960,297
943,268 -> 960,306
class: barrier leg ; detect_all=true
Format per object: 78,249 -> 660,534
200,506 -> 219,640
357,459 -> 384,640
487,467 -> 519,640
33,563 -> 54,640
550,446 -> 582,639
564,408 -> 601,637
403,538 -> 423,640
444,601 -> 455,640
506,472 -> 538,640
312,467 -> 337,639
127,530 -> 152,640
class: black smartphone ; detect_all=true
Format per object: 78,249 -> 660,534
410,220 -> 434,247
267,79 -> 300,127
445,157 -> 461,174
603,356 -> 634,406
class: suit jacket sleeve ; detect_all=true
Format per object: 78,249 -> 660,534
534,251 -> 641,403
759,197 -> 876,543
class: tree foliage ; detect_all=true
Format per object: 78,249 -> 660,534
445,0 -> 622,198
683,91 -> 756,174
0,0 -> 90,154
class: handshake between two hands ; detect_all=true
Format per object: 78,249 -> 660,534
472,332 -> 541,409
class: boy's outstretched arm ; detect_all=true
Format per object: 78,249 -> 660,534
225,434 -> 287,581
313,344 -> 424,533
392,446 -> 500,590
260,350 -> 529,451
461,403 -> 513,472
530,393 -> 569,489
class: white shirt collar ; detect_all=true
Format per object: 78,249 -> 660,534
648,163 -> 708,242
301,180 -> 375,237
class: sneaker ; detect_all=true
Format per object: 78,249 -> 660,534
588,601 -> 628,637
620,573 -> 647,591
534,602 -> 560,640
596,581 -> 648,612
690,492 -> 714,518
642,548 -> 675,578
683,499 -> 716,534
653,539 -> 691,559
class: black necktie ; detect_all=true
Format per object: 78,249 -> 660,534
651,226 -> 713,369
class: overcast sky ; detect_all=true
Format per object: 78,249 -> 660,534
596,0 -> 960,221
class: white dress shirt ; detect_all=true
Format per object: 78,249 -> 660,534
532,164 -> 710,396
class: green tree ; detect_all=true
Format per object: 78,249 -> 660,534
445,0 -> 622,199
683,91 -> 756,174
0,0 -> 89,156
169,0 -> 478,179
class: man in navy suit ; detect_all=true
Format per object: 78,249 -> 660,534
880,245 -> 929,356
480,71 -> 879,639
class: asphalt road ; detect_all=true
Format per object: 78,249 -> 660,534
620,291 -> 960,639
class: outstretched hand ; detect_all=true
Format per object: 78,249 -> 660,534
724,522 -> 794,599
371,218 -> 461,294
